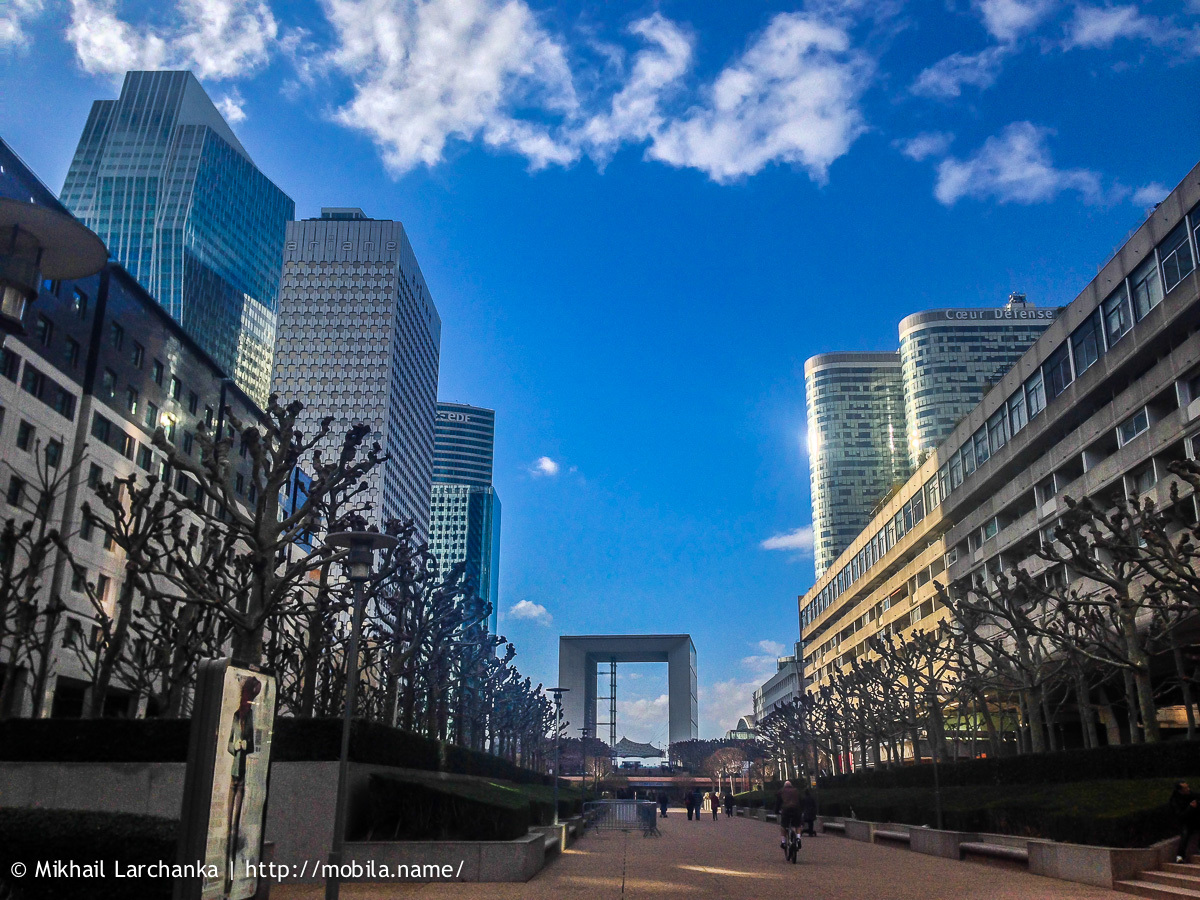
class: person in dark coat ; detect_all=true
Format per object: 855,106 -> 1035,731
710,790 -> 719,820
723,791 -> 734,817
658,790 -> 669,818
801,788 -> 818,836
1172,782 -> 1200,863
685,789 -> 695,820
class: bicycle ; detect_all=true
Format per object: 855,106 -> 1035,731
779,809 -> 802,863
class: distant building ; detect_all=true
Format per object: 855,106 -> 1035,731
272,208 -> 441,536
753,643 -> 805,722
805,352 -> 908,577
429,402 -> 500,634
60,71 -> 294,407
726,715 -> 758,741
899,296 -> 1058,468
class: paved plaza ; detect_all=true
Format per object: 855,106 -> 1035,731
273,809 -> 1118,899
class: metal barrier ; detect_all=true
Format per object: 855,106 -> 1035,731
582,800 -> 661,837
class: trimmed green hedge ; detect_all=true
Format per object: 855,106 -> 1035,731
0,719 -> 191,763
272,718 -> 442,769
818,739 -> 1200,791
0,808 -> 176,900
815,778 -> 1181,848
358,773 -> 533,841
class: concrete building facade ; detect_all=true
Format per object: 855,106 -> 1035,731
752,642 -> 806,721
60,71 -> 294,407
799,161 -> 1200,706
804,352 -> 908,577
272,208 -> 441,538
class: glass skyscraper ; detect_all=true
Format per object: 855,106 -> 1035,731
429,402 -> 501,634
272,208 -> 442,536
899,296 -> 1058,468
60,71 -> 294,406
804,352 -> 909,577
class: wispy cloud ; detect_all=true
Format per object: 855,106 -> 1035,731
699,679 -> 757,737
1063,5 -> 1200,56
1131,182 -> 1169,208
528,456 -> 561,477
760,525 -> 814,553
509,599 -> 553,626
216,88 -> 248,123
933,121 -> 1103,206
911,45 -> 1009,98
896,131 -> 954,161
66,0 -> 277,80
741,639 -> 787,680
1,0 -> 44,48
647,12 -> 871,184
974,0 -> 1056,43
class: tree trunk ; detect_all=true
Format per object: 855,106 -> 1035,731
1122,669 -> 1142,744
1041,692 -> 1059,753
1095,684 -> 1123,746
1075,673 -> 1097,750
85,575 -> 138,718
1022,690 -> 1046,754
1171,639 -> 1197,741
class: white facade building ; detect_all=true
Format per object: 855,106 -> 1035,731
753,643 -> 805,722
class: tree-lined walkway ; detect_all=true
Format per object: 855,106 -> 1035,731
274,808 -> 1118,899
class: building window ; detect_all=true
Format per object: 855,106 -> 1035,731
126,386 -> 139,415
235,473 -> 245,496
21,366 -> 43,399
88,463 -> 102,488
1025,370 -> 1046,419
109,321 -> 124,350
64,337 -> 81,369
182,431 -> 194,455
1117,408 -> 1149,446
79,514 -> 94,542
205,406 -> 214,428
144,402 -> 159,429
101,369 -> 117,399
170,376 -> 182,401
1130,255 -> 1163,320
51,387 -> 75,420
131,342 -> 145,368
0,347 -> 18,381
96,574 -> 110,602
62,618 -> 83,648
165,417 -> 177,443
974,427 -> 990,466
73,288 -> 88,318
1071,310 -> 1105,377
33,315 -> 53,347
16,420 -> 35,451
152,360 -> 164,386
961,439 -> 976,476
1043,343 -> 1073,400
188,391 -> 198,414
45,439 -> 62,468
137,444 -> 153,471
1160,222 -> 1195,294
1008,388 -> 1027,436
6,475 -> 25,506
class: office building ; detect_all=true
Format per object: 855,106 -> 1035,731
60,71 -> 294,407
899,296 -> 1057,467
805,352 -> 908,577
752,642 -> 805,721
429,402 -> 501,634
0,138 -> 263,717
272,208 -> 441,537
800,159 -> 1200,731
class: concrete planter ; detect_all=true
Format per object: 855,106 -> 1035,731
1027,837 -> 1177,889
843,820 -> 875,842
910,828 -> 976,859
337,834 -> 545,884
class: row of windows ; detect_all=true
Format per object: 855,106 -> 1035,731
803,203 -> 1199,633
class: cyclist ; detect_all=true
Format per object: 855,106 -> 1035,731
775,780 -> 802,862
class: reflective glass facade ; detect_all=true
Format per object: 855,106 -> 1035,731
430,402 -> 500,633
804,352 -> 909,577
60,71 -> 293,407
272,210 -> 442,537
899,299 -> 1057,468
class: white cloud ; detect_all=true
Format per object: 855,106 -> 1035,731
1,0 -> 44,49
896,131 -> 954,161
1063,5 -> 1199,55
741,639 -> 788,681
974,0 -> 1056,43
323,0 -> 578,176
216,88 -> 248,123
529,456 -> 560,477
1131,182 -> 1169,208
509,599 -> 552,625
934,122 -> 1103,206
620,694 -> 670,729
580,14 -> 693,163
760,525 -> 814,553
699,679 -> 758,737
911,45 -> 1009,98
646,12 -> 871,184
66,0 -> 276,80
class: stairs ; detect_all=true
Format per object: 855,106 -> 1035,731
1116,858 -> 1200,899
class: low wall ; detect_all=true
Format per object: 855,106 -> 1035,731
340,834 -> 545,884
910,828 -> 975,859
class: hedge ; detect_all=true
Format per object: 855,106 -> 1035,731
817,739 -> 1200,791
0,808 -> 176,900
357,773 -> 533,841
0,717 -> 552,785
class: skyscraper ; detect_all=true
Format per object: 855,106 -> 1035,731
429,402 -> 501,634
272,208 -> 441,536
60,71 -> 294,406
899,295 -> 1058,468
804,352 -> 909,577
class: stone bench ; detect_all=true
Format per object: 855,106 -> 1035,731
959,841 -> 1030,866
874,829 -> 911,845
822,821 -> 847,833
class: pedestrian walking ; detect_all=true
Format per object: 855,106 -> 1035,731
723,791 -> 734,817
1171,782 -> 1200,863
801,788 -> 818,836
685,789 -> 695,821
658,790 -> 669,818
710,791 -> 719,820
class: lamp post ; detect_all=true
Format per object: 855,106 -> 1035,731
0,197 -> 107,335
578,726 -> 588,798
548,687 -> 569,826
323,529 -> 397,900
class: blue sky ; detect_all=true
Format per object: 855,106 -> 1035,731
3,0 -> 1199,740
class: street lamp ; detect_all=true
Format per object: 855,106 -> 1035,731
547,687 -> 569,826
0,198 -> 106,335
578,726 -> 588,798
323,528 -> 397,900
